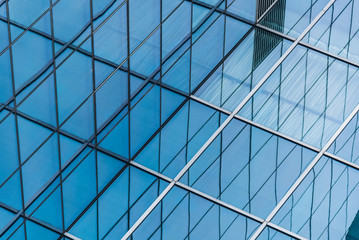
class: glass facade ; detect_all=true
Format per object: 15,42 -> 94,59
0,0 -> 359,239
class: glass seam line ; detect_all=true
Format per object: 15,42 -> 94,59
120,0 -> 336,239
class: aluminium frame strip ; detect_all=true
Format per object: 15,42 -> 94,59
121,0 -> 336,239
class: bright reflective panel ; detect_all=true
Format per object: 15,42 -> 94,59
239,45 -> 359,148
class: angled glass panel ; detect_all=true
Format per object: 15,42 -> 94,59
0,49 -> 13,105
179,117 -> 317,219
328,112 -> 359,164
272,156 -> 359,240
259,0 -> 329,38
68,166 -> 169,240
24,148 -> 126,231
10,22 -> 53,91
195,27 -> 291,111
99,84 -> 185,159
134,99 -> 225,179
239,44 -> 359,148
304,0 -> 359,64
129,185 -> 260,240
159,3 -> 250,94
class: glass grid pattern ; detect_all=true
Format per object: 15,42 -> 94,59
0,0 -> 359,239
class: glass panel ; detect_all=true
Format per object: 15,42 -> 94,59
304,0 -> 359,63
273,156 -> 359,240
239,44 -> 359,148
130,185 -> 260,240
179,117 -> 317,219
328,112 -> 359,164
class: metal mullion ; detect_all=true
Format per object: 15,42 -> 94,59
63,164 -> 167,240
0,0 -> 192,161
48,0 -> 66,234
158,0 -> 164,238
89,0 -> 99,239
7,146 -> 127,240
121,1 -> 336,239
256,24 -> 359,69
4,1 -> 28,239
126,0 -> 131,238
